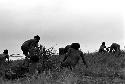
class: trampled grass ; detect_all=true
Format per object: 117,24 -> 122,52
1,51 -> 125,84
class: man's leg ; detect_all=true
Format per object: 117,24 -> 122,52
29,62 -> 38,75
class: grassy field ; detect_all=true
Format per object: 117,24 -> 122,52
1,51 -> 125,84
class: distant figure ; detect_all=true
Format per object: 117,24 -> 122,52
60,43 -> 88,70
99,42 -> 106,53
109,43 -> 120,53
0,49 -> 9,71
0,49 -> 9,63
21,35 -> 40,58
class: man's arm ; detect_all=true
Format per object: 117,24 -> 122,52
80,52 -> 88,68
35,42 -> 39,48
62,49 -> 71,62
63,53 -> 68,62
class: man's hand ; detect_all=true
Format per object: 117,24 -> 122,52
25,55 -> 30,59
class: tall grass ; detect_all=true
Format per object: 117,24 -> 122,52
1,51 -> 125,84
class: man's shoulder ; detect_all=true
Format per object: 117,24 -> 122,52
27,39 -> 35,42
24,39 -> 35,43
100,45 -> 106,47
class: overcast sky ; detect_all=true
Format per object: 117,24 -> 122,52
0,0 -> 125,54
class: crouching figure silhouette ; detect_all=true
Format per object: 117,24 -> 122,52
109,43 -> 120,53
60,43 -> 88,70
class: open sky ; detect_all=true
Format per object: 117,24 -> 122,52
0,0 -> 125,54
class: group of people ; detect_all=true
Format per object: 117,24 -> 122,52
21,35 -> 88,71
99,42 -> 120,53
0,35 -> 122,75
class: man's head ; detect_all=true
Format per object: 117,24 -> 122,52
102,42 -> 105,45
34,35 -> 40,42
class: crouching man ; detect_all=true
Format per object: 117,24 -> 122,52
99,42 -> 106,53
109,43 -> 120,53
21,35 -> 40,75
21,35 -> 40,58
60,43 -> 88,70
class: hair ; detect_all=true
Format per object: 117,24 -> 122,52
34,35 -> 40,40
71,43 -> 80,50
3,49 -> 8,54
